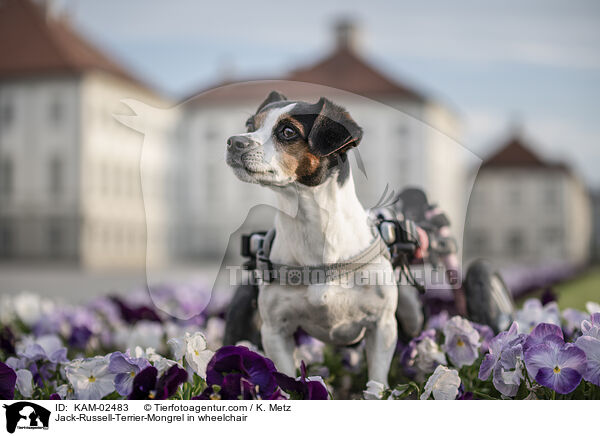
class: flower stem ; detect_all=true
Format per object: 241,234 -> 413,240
473,391 -> 496,400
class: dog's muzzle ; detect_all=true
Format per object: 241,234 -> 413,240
227,135 -> 257,152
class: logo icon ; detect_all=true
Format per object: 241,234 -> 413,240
2,402 -> 50,433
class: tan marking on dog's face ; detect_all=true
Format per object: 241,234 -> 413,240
246,110 -> 268,132
269,113 -> 325,182
275,137 -> 321,180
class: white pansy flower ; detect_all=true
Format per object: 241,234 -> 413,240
515,299 -> 560,333
415,337 -> 447,376
13,292 -> 54,327
55,384 -> 75,400
420,365 -> 461,400
586,301 -> 600,315
0,295 -> 14,324
294,338 -> 325,367
184,332 -> 213,378
132,346 -> 178,376
363,380 -> 386,400
15,369 -> 33,398
115,321 -> 164,352
168,332 -> 214,378
167,336 -> 186,361
65,356 -> 115,400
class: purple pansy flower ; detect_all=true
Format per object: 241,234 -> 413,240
524,335 -> 587,394
492,342 -> 525,397
472,322 -> 494,354
69,326 -> 93,349
17,335 -> 68,364
540,288 -> 557,306
194,373 -> 287,400
110,296 -> 161,325
0,325 -> 16,355
425,310 -> 449,331
13,335 -> 67,386
400,329 -> 444,379
273,361 -> 329,400
28,361 -> 49,388
478,322 -> 527,397
109,352 -> 150,396
0,361 -> 17,400
581,313 -> 600,340
574,335 -> 600,386
523,323 -> 564,352
443,316 -> 481,368
196,346 -> 282,400
128,364 -> 188,400
479,322 -> 521,380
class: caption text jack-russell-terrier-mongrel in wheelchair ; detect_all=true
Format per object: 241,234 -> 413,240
225,91 -> 420,385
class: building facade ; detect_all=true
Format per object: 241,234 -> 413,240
464,135 -> 592,269
178,21 -> 470,259
0,0 -> 173,269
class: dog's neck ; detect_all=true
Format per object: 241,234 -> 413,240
270,165 -> 374,266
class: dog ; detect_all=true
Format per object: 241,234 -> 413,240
226,91 -> 399,384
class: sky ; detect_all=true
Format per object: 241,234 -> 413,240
59,0 -> 600,187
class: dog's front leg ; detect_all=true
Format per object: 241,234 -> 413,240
261,323 -> 296,376
364,310 -> 397,386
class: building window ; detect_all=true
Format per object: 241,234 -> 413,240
540,227 -> 563,246
205,164 -> 216,203
49,97 -> 63,124
0,156 -> 13,196
0,222 -> 13,257
48,221 -> 62,257
49,156 -> 63,195
0,99 -> 13,130
507,230 -> 524,256
544,186 -> 559,210
508,187 -> 521,205
469,230 -> 489,254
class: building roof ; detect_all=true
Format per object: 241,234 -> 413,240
286,46 -> 424,102
185,20 -> 425,104
481,135 -> 569,172
0,0 -> 143,86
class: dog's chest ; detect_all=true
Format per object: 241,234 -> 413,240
258,280 -> 387,343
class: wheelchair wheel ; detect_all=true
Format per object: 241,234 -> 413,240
464,259 -> 514,333
223,284 -> 262,346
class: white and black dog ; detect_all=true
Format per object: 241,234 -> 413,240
226,91 -> 401,384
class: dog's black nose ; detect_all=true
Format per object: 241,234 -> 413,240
227,135 -> 253,151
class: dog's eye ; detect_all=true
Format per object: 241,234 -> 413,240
278,126 -> 298,141
245,120 -> 255,132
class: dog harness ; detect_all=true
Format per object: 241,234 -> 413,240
240,212 -> 431,289
254,226 -> 390,285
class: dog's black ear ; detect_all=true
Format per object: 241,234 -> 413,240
256,91 -> 288,113
308,98 -> 363,157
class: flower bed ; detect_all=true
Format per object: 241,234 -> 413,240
0,288 -> 599,400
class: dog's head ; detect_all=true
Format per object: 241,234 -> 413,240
226,91 -> 363,187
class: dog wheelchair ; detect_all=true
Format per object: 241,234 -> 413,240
223,187 -> 515,346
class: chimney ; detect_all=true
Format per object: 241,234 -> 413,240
334,18 -> 360,52
33,0 -> 61,21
